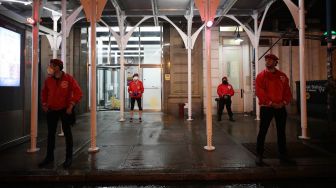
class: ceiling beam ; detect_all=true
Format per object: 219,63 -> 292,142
150,0 -> 159,26
0,4 -> 57,35
243,0 -> 276,27
110,0 -> 129,28
226,8 -> 254,16
185,0 -> 194,16
215,0 -> 238,26
110,0 -> 122,15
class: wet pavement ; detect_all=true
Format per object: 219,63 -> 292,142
0,111 -> 336,185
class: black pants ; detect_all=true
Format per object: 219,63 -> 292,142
217,96 -> 233,118
256,106 -> 287,157
130,98 -> 142,110
46,109 -> 73,159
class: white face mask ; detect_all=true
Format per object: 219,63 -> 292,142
133,76 -> 139,81
47,66 -> 55,76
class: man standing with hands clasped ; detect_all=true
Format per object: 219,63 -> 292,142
255,54 -> 295,166
38,59 -> 82,169
217,76 -> 235,122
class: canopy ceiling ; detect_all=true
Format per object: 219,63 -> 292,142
0,0 -> 333,32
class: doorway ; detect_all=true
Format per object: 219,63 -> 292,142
142,67 -> 162,110
97,66 -> 120,110
96,65 -> 162,111
222,46 -> 244,112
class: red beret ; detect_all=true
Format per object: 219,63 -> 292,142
265,54 -> 279,61
50,59 -> 63,67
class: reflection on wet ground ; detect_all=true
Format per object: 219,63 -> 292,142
0,112 -> 336,184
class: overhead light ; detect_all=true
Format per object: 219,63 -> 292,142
0,0 -> 31,5
26,17 -> 36,25
206,20 -> 213,28
234,26 -> 243,43
235,32 -> 243,42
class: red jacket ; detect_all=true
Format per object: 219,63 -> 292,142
217,83 -> 234,97
256,69 -> 292,106
42,72 -> 82,110
128,80 -> 144,98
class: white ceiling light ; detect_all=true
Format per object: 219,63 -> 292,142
206,20 -> 213,28
220,26 -> 243,32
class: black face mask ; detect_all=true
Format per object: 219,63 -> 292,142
222,81 -> 228,85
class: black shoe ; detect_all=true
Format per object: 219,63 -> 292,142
130,118 -> 133,122
229,117 -> 235,122
279,157 -> 296,165
38,157 -> 54,168
139,118 -> 142,122
63,158 -> 72,169
255,155 -> 264,166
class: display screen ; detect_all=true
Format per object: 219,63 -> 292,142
0,27 -> 21,87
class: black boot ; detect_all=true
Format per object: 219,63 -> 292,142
38,156 -> 54,168
255,154 -> 264,166
229,117 -> 235,122
63,158 -> 72,168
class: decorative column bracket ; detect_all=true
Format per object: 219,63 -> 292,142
283,0 -> 299,28
159,16 -> 204,50
100,16 -> 152,50
45,4 -> 82,55
225,0 -> 274,49
66,5 -> 83,37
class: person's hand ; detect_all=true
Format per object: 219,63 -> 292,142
42,105 -> 48,112
129,91 -> 133,94
66,104 -> 74,114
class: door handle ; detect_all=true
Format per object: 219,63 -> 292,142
241,89 -> 243,98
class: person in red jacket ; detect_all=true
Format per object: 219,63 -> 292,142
38,59 -> 82,169
255,54 -> 294,166
217,76 -> 235,121
128,73 -> 144,122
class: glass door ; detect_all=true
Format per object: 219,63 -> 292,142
97,67 -> 120,110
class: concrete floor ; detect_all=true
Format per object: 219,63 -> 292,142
0,111 -> 336,185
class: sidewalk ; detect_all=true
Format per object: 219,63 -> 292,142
0,111 -> 336,184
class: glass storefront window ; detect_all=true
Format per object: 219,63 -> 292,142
85,26 -> 162,111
